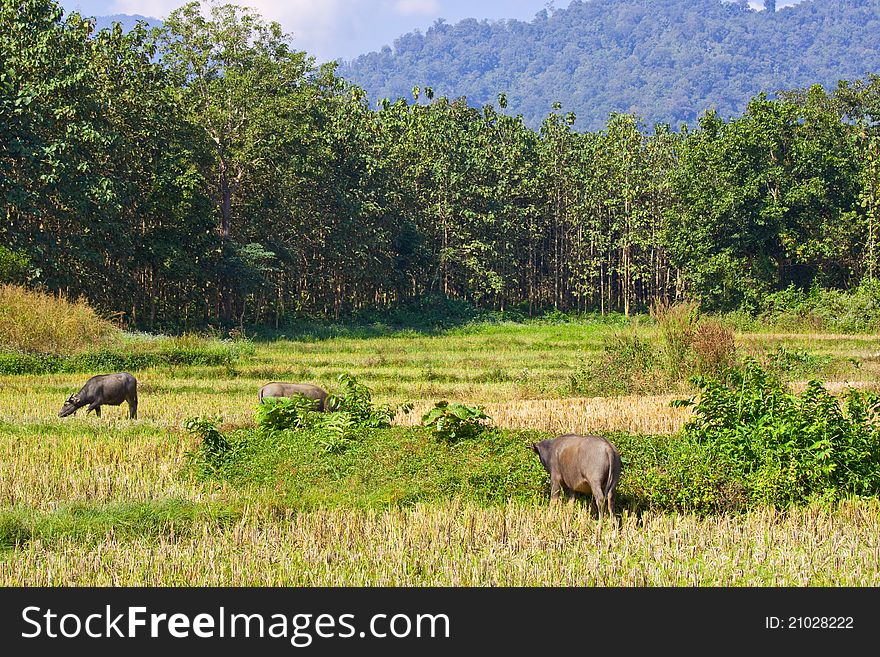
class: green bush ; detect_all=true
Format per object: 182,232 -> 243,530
255,396 -> 321,433
744,280 -> 880,333
185,416 -> 235,472
325,373 -> 402,428
677,360 -> 880,507
421,400 -> 492,442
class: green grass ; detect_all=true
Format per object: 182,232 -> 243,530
0,499 -> 240,550
188,425 -> 550,510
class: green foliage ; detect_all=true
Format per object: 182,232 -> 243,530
325,373 -> 399,429
0,247 -> 29,284
253,374 -> 409,455
611,432 -> 747,514
751,280 -> 880,333
185,416 -> 234,471
186,424 -> 549,508
255,396 -> 320,433
421,400 -> 493,442
678,360 -> 880,507
0,338 -> 249,375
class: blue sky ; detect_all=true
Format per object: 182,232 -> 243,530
60,0 -> 805,64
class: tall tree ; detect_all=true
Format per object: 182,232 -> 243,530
159,1 -> 315,322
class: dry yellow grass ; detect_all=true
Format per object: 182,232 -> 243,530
3,501 -> 879,586
396,394 -> 692,435
0,284 -> 119,353
0,427 -> 204,511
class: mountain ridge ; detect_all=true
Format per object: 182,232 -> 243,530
337,0 -> 880,130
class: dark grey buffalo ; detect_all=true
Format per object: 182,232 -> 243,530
529,433 -> 621,525
258,382 -> 329,410
58,372 -> 138,419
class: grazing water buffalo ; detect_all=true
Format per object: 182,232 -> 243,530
529,433 -> 621,524
58,372 -> 138,419
258,382 -> 329,411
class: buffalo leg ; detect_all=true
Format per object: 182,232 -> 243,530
128,398 -> 138,419
549,475 -> 563,504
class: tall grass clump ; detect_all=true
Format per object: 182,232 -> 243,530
569,330 -> 664,395
651,298 -> 698,381
677,360 -> 880,507
0,284 -> 119,354
570,302 -> 738,395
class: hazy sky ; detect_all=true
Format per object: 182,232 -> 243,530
60,0 -> 806,64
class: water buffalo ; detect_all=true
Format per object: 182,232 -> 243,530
58,372 -> 138,419
529,433 -> 621,524
258,382 -> 329,411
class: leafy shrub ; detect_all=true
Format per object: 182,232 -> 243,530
185,416 -> 234,471
612,432 -> 747,514
325,373 -> 400,428
739,280 -> 880,334
677,360 -> 880,507
421,401 -> 492,442
251,374 -> 411,454
255,396 -> 321,433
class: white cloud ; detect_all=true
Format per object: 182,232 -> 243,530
110,0 -> 368,62
394,0 -> 439,15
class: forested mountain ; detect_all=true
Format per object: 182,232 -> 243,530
339,0 -> 880,130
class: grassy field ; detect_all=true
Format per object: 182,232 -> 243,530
2,318 -> 880,585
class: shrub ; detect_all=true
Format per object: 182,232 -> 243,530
255,396 -> 320,433
691,319 -> 737,377
677,360 -> 880,507
650,299 -> 698,380
185,416 -> 234,471
251,374 -> 411,454
325,373 -> 400,428
421,401 -> 492,442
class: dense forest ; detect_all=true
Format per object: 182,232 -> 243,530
1,0 -> 879,330
340,0 -> 880,131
